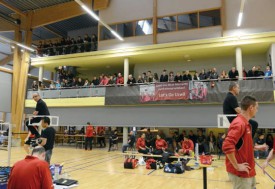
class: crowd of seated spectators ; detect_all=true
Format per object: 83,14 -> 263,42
36,34 -> 98,57
30,65 -> 273,90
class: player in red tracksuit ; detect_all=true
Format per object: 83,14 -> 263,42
136,133 -> 149,154
85,122 -> 94,150
222,96 -> 258,189
153,134 -> 168,155
179,136 -> 194,156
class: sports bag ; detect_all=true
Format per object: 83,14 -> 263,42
124,158 -> 138,169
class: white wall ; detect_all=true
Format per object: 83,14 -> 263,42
224,0 -> 275,36
99,0 -> 153,24
158,0 -> 221,16
98,35 -> 153,50
133,53 -> 267,78
157,26 -> 222,44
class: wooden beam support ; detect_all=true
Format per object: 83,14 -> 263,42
221,0 -> 226,37
29,0 -> 92,28
0,66 -> 12,74
12,11 -> 33,135
0,54 -> 13,66
0,0 -> 26,17
0,17 -> 18,31
11,28 -> 22,132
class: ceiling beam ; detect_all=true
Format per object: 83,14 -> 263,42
0,17 -> 18,31
29,0 -> 92,28
0,0 -> 26,17
0,66 -> 12,73
43,26 -> 64,38
0,54 -> 13,66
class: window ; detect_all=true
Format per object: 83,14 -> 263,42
178,13 -> 198,30
100,25 -> 116,40
135,19 -> 153,36
117,22 -> 134,38
157,16 -> 177,33
199,9 -> 221,28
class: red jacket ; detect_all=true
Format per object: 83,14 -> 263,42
182,139 -> 194,151
222,114 -> 255,178
155,139 -> 168,150
116,76 -> 124,85
96,126 -> 105,136
136,137 -> 145,150
86,125 -> 94,137
8,156 -> 53,189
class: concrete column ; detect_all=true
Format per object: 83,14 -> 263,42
124,58 -> 129,86
38,66 -> 44,82
235,47 -> 243,79
123,127 -> 128,145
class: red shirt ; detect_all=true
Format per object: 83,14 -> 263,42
116,76 -> 124,85
222,114 -> 255,178
8,156 -> 53,189
155,139 -> 168,150
86,125 -> 94,137
136,137 -> 145,150
182,139 -> 194,151
96,126 -> 105,136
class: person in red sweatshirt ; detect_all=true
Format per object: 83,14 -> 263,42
136,133 -> 149,154
153,134 -> 168,155
179,136 -> 194,156
8,146 -> 53,189
116,73 -> 124,85
85,122 -> 94,150
222,96 -> 258,189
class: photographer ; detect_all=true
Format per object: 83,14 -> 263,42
39,117 -> 56,164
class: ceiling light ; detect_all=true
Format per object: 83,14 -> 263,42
74,0 -> 124,41
111,30 -> 123,41
237,12 -> 243,27
21,49 -> 24,52
11,46 -> 15,49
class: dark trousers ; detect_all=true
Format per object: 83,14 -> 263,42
98,136 -> 105,147
138,149 -> 149,154
85,137 -> 93,150
26,118 -> 41,138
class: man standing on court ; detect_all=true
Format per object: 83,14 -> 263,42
26,92 -> 50,138
223,82 -> 241,123
222,96 -> 258,189
40,117 -> 56,164
7,146 -> 53,189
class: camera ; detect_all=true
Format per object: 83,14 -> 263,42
30,138 -> 42,148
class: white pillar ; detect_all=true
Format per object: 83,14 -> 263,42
124,58 -> 129,86
38,66 -> 44,82
270,44 -> 275,88
235,47 -> 243,79
123,127 -> 128,145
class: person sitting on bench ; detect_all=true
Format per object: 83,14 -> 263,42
153,134 -> 168,155
122,131 -> 135,153
178,136 -> 194,156
108,130 -> 118,152
136,133 -> 149,154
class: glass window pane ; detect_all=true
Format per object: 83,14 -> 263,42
100,25 -> 116,40
117,22 -> 134,38
157,16 -> 177,33
178,13 -> 198,30
199,9 -> 221,28
135,19 -> 153,36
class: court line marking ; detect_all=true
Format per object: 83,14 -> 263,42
255,161 -> 275,182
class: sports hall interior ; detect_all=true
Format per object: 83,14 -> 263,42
0,0 -> 275,189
